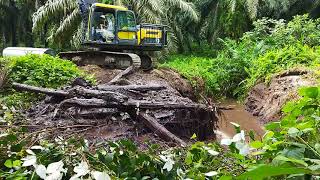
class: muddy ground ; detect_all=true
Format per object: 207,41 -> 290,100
25,66 -> 216,148
245,68 -> 318,124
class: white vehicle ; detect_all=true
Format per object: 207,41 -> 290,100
2,47 -> 55,57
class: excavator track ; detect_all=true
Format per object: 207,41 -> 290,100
58,51 -> 153,70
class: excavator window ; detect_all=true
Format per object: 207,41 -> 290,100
91,11 -> 115,43
117,11 -> 136,31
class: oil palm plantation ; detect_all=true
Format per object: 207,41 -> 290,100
188,0 -> 320,47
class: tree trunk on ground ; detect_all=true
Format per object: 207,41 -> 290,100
132,112 -> 187,146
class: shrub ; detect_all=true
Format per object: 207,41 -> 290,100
0,54 -> 93,108
164,15 -> 320,98
244,44 -> 320,92
161,54 -> 249,97
6,54 -> 89,88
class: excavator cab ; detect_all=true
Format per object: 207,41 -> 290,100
85,3 -> 167,50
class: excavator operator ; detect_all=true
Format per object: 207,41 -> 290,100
96,14 -> 115,43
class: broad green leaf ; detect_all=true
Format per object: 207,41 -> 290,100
296,121 -> 314,130
282,101 -> 296,113
238,165 -> 311,180
219,175 -> 233,180
12,160 -> 22,167
273,155 -> 308,167
299,87 -> 319,98
190,133 -> 197,140
4,159 -> 13,168
288,127 -> 300,137
250,141 -> 264,149
185,152 -> 193,165
265,122 -> 281,131
263,131 -> 274,142
282,147 -> 305,159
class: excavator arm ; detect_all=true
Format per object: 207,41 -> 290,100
77,0 -> 96,41
78,0 -> 96,17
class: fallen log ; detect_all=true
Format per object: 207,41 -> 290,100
12,83 -> 128,103
12,82 -> 69,97
58,97 -> 210,111
66,108 -> 118,118
125,101 -> 210,111
133,112 -> 187,146
107,66 -> 134,85
97,84 -> 166,92
70,86 -> 128,103
59,98 -> 107,108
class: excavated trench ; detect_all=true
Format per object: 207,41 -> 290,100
79,66 -> 267,142
15,66 -> 315,147
216,100 -> 264,140
22,66 -> 216,148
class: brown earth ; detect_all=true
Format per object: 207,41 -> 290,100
80,66 -> 196,100
26,66 -> 216,148
245,68 -> 318,124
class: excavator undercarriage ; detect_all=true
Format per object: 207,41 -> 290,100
59,51 -> 153,70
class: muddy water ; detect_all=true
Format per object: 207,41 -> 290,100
215,99 -> 265,139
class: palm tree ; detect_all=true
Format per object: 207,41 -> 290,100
189,0 -> 320,47
0,0 -> 48,50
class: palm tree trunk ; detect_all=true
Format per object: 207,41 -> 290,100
9,0 -> 18,46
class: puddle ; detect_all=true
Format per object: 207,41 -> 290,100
216,99 -> 265,139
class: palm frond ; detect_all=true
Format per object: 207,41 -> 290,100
166,0 -> 199,22
32,0 -> 77,32
49,8 -> 81,42
246,0 -> 259,19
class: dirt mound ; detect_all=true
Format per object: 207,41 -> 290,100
81,66 -> 196,100
245,69 -> 317,124
24,66 -> 216,147
80,65 -> 122,84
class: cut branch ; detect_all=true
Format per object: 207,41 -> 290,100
70,86 -> 128,102
97,84 -> 166,92
126,101 -> 211,111
133,112 -> 187,146
12,82 -> 69,97
107,66 -> 134,85
58,98 -> 210,111
59,98 -> 107,108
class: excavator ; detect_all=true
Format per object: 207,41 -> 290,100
59,0 -> 168,70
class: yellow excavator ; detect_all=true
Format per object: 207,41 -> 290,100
59,2 -> 168,70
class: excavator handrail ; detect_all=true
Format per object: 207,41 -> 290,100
140,23 -> 169,28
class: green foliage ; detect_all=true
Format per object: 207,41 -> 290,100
1,85 -> 320,179
0,129 -> 236,179
0,54 -> 93,108
162,52 -> 251,97
6,54 -> 87,88
244,43 -> 320,93
164,15 -> 320,98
